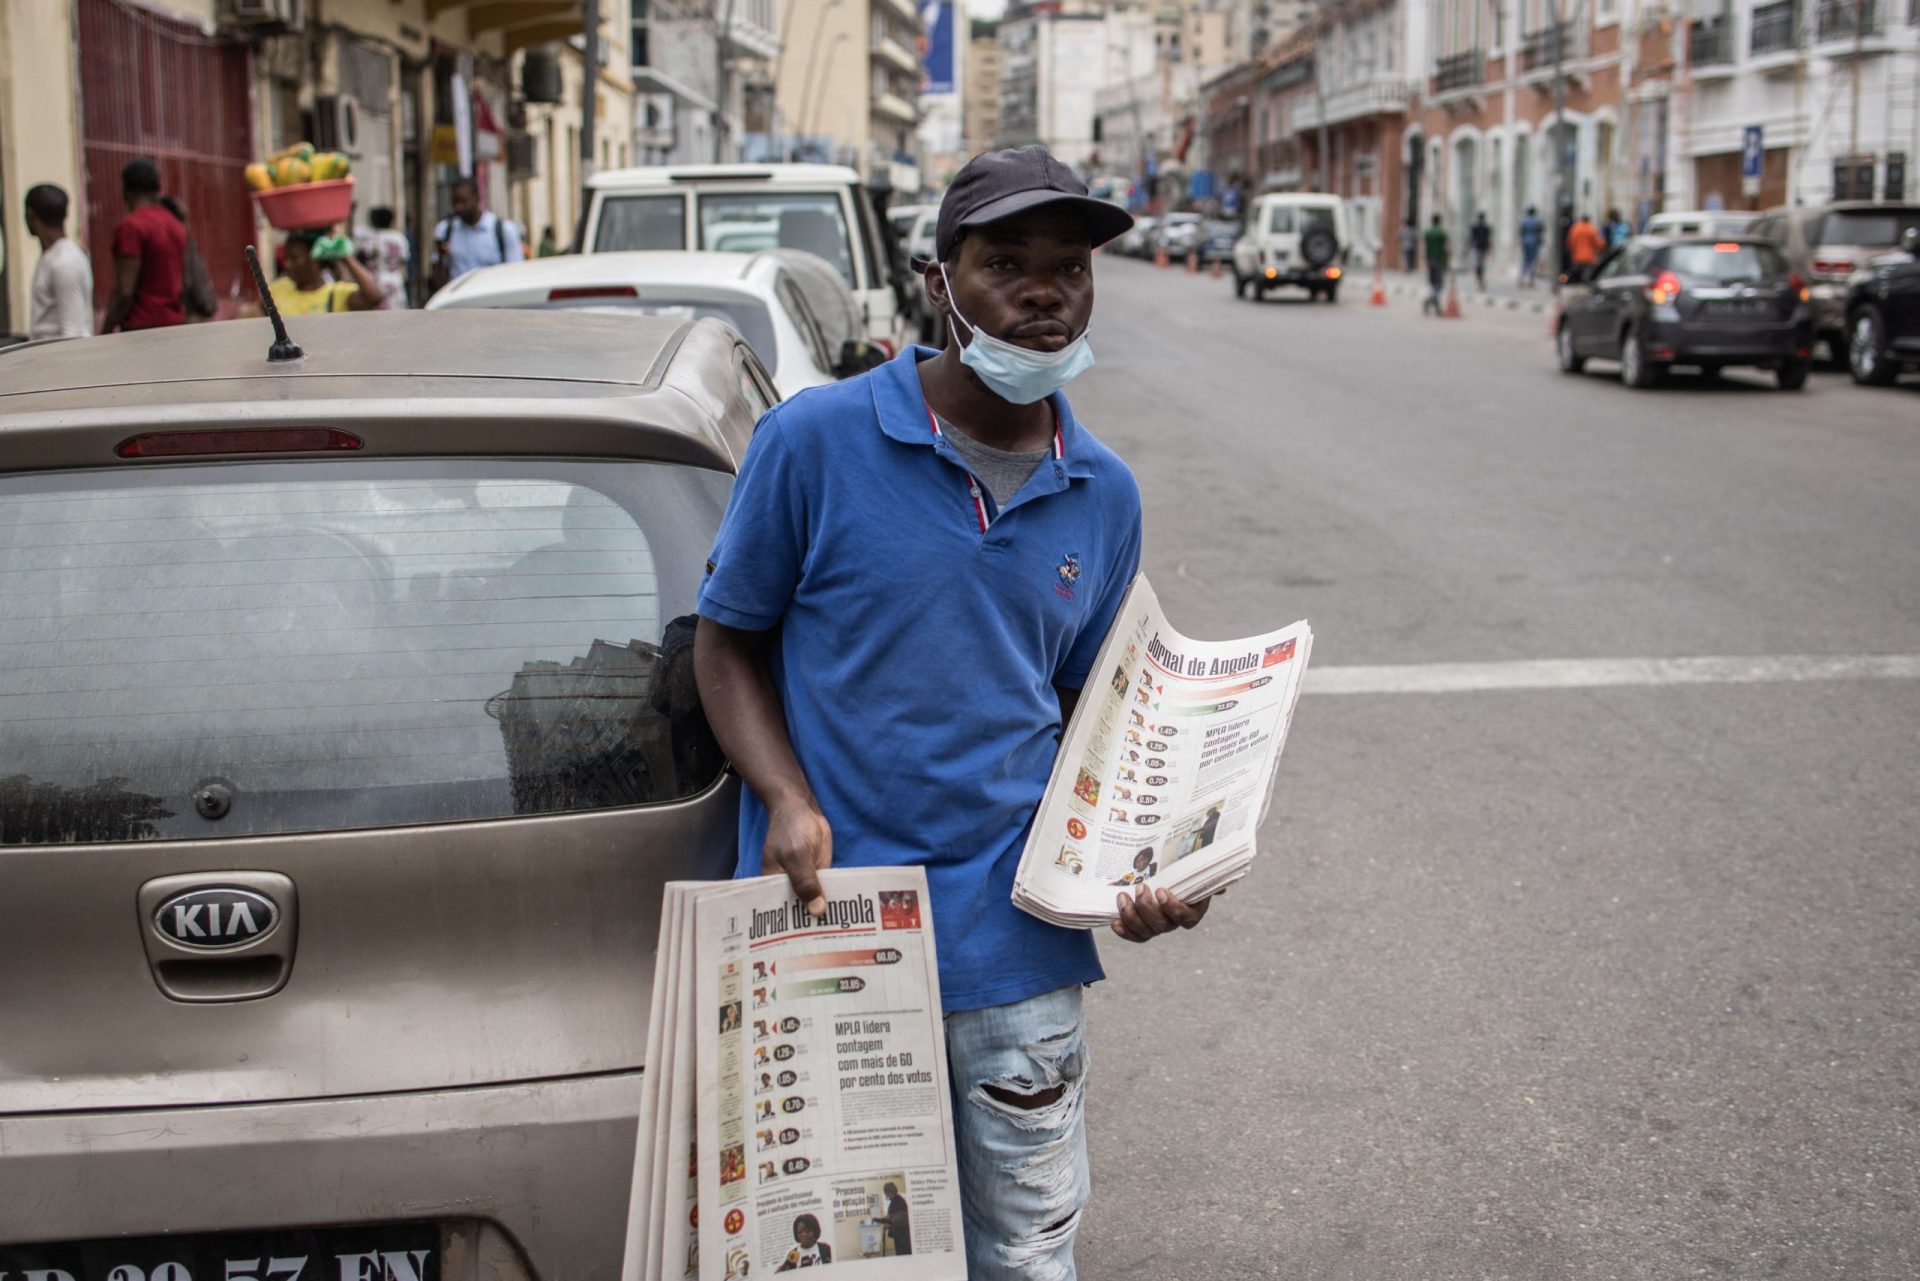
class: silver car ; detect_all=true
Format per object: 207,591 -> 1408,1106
0,310 -> 761,1277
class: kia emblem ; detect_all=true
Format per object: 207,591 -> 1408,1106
154,887 -> 280,950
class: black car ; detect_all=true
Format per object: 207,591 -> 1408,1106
1556,236 -> 1814,389
1845,225 -> 1920,386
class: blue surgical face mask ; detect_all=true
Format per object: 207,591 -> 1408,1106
940,263 -> 1095,405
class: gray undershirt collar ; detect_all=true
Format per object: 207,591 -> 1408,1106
935,414 -> 1050,510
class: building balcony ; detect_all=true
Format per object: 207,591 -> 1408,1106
1689,19 -> 1733,66
1433,49 -> 1484,92
1292,77 -> 1411,130
725,16 -> 782,60
875,0 -> 919,26
1518,20 -> 1586,70
1751,0 -> 1799,52
872,90 -> 920,124
1815,0 -> 1879,39
872,34 -> 920,75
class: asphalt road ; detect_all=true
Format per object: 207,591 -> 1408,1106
1068,257 -> 1920,1279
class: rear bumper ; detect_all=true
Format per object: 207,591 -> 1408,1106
0,1071 -> 642,1278
1811,285 -> 1848,336
1249,266 -> 1340,287
1644,317 -> 1812,364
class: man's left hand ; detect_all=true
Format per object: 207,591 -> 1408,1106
1111,885 -> 1213,943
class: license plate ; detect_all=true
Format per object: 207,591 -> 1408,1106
1709,300 -> 1770,317
0,1222 -> 438,1281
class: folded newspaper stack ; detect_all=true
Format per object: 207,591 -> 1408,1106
623,868 -> 968,1281
1013,575 -> 1313,929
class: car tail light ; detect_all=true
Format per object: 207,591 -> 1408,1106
874,338 -> 897,358
1646,271 -> 1682,305
1713,242 -> 1742,252
1788,271 -> 1811,302
547,285 -> 638,300
1325,266 -> 1342,280
1264,267 -> 1279,280
1811,257 -> 1855,278
116,428 -> 363,458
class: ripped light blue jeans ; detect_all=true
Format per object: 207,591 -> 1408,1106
945,984 -> 1092,1281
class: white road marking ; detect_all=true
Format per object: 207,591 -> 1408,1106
1304,654 -> 1920,696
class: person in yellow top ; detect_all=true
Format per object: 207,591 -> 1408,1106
268,229 -> 383,315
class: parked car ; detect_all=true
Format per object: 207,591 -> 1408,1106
0,309 -> 756,1275
1555,235 -> 1813,389
1845,224 -> 1920,385
1115,215 -> 1159,258
581,163 -> 913,355
887,203 -> 943,342
1644,210 -> 1760,239
427,249 -> 856,397
1749,201 -> 1920,358
1200,218 -> 1242,263
1155,212 -> 1205,257
1231,193 -> 1350,301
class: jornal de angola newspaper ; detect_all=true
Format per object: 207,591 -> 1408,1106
623,868 -> 967,1281
1014,574 -> 1314,928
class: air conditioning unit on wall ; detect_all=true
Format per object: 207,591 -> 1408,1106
220,0 -> 304,32
313,94 -> 363,156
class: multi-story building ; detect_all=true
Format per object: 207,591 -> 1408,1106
1295,0 -> 1423,261
998,2 -> 1110,167
966,21 -> 1005,153
0,0 -> 630,329
632,0 -> 781,165
1667,0 -> 1918,209
1414,0 -> 1640,273
773,0 -> 926,189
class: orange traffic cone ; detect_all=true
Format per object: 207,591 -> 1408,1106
1186,250 -> 1200,274
1443,271 -> 1463,319
1154,246 -> 1170,269
1370,262 -> 1387,307
1211,257 -> 1223,279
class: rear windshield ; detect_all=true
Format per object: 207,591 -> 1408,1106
0,459 -> 730,845
1817,208 -> 1920,248
1267,204 -> 1337,234
593,194 -> 689,251
540,296 -> 778,370
697,192 -> 856,287
1663,242 -> 1787,282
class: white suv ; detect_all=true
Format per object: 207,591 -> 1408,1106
1231,193 -> 1352,302
583,164 -> 913,354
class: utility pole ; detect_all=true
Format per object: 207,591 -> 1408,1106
582,0 -> 600,214
715,0 -> 739,161
1313,0 -> 1330,190
1550,0 -> 1569,275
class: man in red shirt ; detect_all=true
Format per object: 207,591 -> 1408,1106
102,158 -> 187,333
1566,212 -> 1607,272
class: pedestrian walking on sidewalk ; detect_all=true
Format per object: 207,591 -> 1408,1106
101,158 -> 187,334
1605,207 -> 1633,248
1422,214 -> 1450,315
24,183 -> 92,339
1469,213 -> 1492,292
1399,219 -> 1419,274
1567,213 -> 1606,276
693,145 -> 1212,1281
1518,205 -> 1545,287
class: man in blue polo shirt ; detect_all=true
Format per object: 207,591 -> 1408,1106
694,147 -> 1214,1280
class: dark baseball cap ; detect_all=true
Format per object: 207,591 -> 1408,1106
933,147 -> 1134,262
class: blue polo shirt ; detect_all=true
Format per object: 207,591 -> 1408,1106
697,345 -> 1142,1012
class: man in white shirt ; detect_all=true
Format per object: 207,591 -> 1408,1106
25,184 -> 94,339
357,206 -> 412,309
430,177 -> 522,290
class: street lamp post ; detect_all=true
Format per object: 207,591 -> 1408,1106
1550,0 -> 1572,276
805,32 -> 853,138
582,0 -> 601,216
795,0 -> 848,159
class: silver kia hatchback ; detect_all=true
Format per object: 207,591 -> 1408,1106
0,311 -> 763,1277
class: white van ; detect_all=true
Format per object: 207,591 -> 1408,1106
583,164 -> 913,354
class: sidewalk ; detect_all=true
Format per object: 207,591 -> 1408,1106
1377,268 -> 1558,315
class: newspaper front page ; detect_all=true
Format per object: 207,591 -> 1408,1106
626,869 -> 966,1280
1014,574 -> 1313,927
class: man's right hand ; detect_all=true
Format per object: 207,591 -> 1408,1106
765,797 -> 833,917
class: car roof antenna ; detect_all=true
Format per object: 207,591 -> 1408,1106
244,244 -> 304,363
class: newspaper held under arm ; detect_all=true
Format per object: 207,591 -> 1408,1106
1014,574 -> 1313,929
